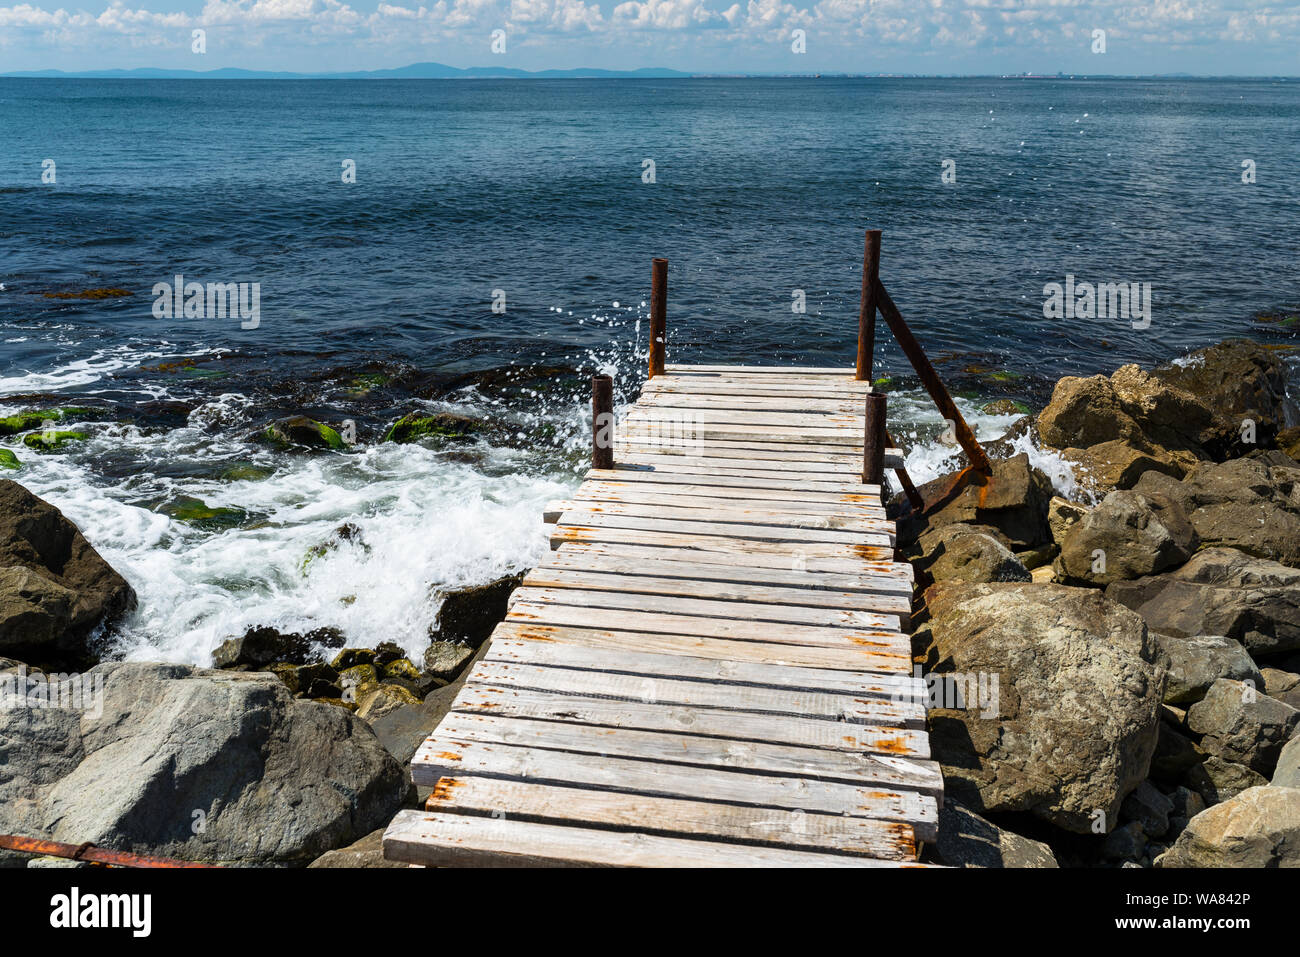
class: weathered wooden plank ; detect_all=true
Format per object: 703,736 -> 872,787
626,406 -> 866,429
461,662 -> 923,726
420,776 -> 920,859
482,638 -> 917,696
641,392 -> 860,414
619,425 -> 868,453
407,738 -> 939,841
383,809 -> 926,868
546,490 -> 887,520
540,548 -> 912,593
591,466 -> 877,494
549,522 -> 896,562
551,511 -> 894,546
452,683 -> 930,758
518,568 -> 912,616
488,621 -> 912,674
509,586 -> 907,632
435,713 -> 942,794
665,364 -> 859,376
554,540 -> 912,582
548,500 -> 892,534
507,598 -> 905,647
577,477 -> 884,505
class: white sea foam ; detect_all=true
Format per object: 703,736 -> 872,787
5,423 -> 571,666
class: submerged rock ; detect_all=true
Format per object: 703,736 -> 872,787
1107,547 -> 1300,658
0,479 -> 136,665
0,662 -> 408,865
916,582 -> 1164,833
1157,786 -> 1300,868
261,416 -> 346,451
158,495 -> 249,530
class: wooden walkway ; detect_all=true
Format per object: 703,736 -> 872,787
383,364 -> 940,867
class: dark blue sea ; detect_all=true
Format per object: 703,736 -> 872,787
1,77 -> 1296,661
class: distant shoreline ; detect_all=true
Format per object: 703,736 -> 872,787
3,67 -> 1296,81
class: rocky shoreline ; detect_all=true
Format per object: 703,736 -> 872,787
2,336 -> 1298,867
901,338 -> 1300,867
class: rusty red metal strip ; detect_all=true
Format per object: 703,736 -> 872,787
0,834 -> 220,868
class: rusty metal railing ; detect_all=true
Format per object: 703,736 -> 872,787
0,834 -> 219,868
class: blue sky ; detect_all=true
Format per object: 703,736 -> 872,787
1,0 -> 1298,75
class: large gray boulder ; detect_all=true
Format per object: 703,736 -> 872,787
1273,736 -> 1300,789
917,582 -> 1165,833
1107,547 -> 1300,658
1154,634 -> 1263,706
1132,457 -> 1300,567
0,480 -> 136,665
935,800 -> 1058,868
0,662 -> 408,865
1185,679 -> 1300,776
906,523 -> 1031,584
1157,786 -> 1300,867
1055,490 -> 1197,587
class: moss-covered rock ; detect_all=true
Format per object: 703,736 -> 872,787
159,496 -> 248,529
381,658 -> 421,682
331,648 -> 377,671
218,462 -> 275,482
0,449 -> 19,470
22,430 -> 87,452
981,399 -> 1031,416
0,407 -> 97,436
381,412 -> 481,444
261,416 -> 346,451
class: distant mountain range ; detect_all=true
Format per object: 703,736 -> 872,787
1,62 -> 692,79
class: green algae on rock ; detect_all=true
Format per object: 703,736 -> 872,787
381,411 -> 481,444
0,450 -> 19,470
0,407 -> 98,436
22,430 -> 88,452
158,496 -> 249,529
261,416 -> 346,451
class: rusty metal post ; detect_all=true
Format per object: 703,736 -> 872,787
592,374 -> 614,470
874,278 -> 993,475
0,834 -> 218,868
886,429 -> 926,512
649,257 -> 667,378
863,392 -> 887,486
856,229 -> 882,381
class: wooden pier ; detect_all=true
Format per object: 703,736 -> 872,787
384,231 -> 987,867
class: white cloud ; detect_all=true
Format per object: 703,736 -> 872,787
2,0 -> 1299,66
